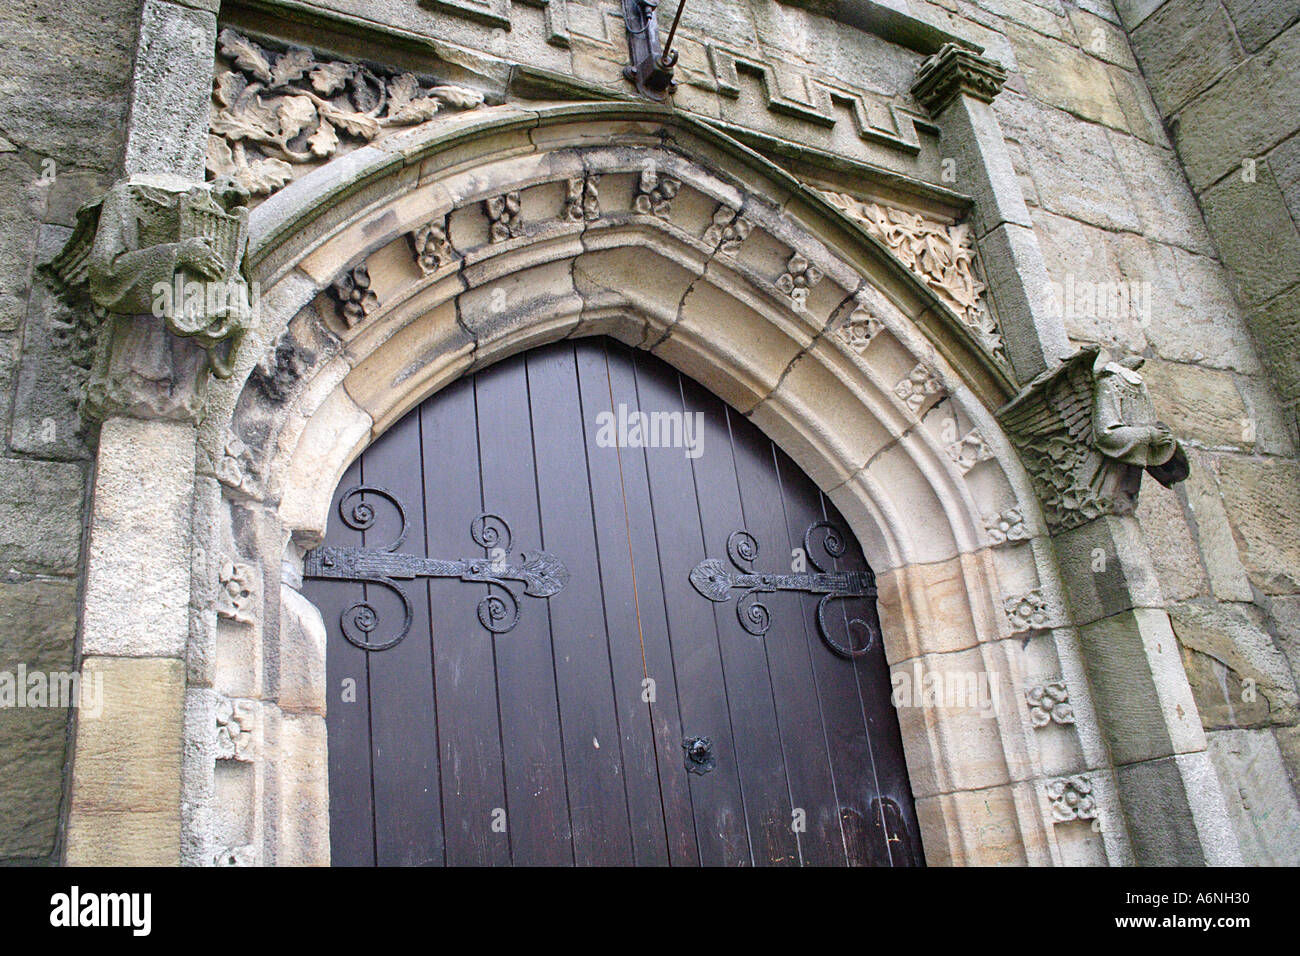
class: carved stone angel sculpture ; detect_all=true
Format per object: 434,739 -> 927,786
46,174 -> 252,381
998,347 -> 1189,531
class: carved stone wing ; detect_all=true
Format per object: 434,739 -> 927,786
43,197 -> 105,297
997,347 -> 1120,531
998,346 -> 1099,447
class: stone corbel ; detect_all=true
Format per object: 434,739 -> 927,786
911,43 -> 1007,117
43,174 -> 254,423
998,347 -> 1190,532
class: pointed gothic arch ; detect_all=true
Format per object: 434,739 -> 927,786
167,103 -> 1148,866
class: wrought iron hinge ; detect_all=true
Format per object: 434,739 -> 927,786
303,486 -> 569,651
689,522 -> 879,659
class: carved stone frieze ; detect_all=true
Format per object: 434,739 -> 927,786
409,218 -> 455,275
894,363 -> 944,415
776,253 -> 823,311
633,169 -> 680,219
215,696 -> 254,761
1004,588 -> 1049,634
911,43 -> 1008,116
207,29 -> 485,200
834,305 -> 884,354
819,190 -> 1005,365
703,204 -> 752,253
216,432 -> 261,497
563,175 -> 600,222
328,265 -> 379,327
217,559 -> 258,624
998,348 -> 1190,532
984,508 -> 1029,545
947,427 -> 993,475
1026,680 -> 1075,727
1045,774 -> 1097,823
485,191 -> 523,242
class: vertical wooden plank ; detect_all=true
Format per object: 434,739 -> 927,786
354,407 -> 445,865
420,377 -> 511,866
823,495 -> 925,866
728,418 -> 846,866
475,357 -> 574,865
775,448 -> 890,866
577,339 -> 697,866
309,456 -> 376,866
684,383 -> 800,867
309,455 -> 377,868
525,341 -> 634,865
634,350 -> 752,866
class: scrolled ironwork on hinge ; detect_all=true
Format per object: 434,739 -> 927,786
689,522 -> 880,659
303,486 -> 569,651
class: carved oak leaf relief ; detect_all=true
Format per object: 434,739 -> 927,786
819,189 -> 1006,367
207,29 -> 487,201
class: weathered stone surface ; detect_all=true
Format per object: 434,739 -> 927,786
1216,456 -> 1300,594
1115,751 -> 1238,864
1077,607 -> 1206,765
1108,235 -> 1261,374
81,418 -> 196,657
1138,358 -> 1250,449
1135,482 -> 1210,603
1180,449 -> 1255,602
1113,0 -> 1166,29
0,155 -> 45,333
1031,209 -> 1148,355
1174,21 -> 1300,190
1066,5 -> 1139,71
1199,160 -> 1300,309
0,457 -> 84,574
66,656 -> 184,865
0,0 -> 137,167
994,91 -> 1141,231
1247,284 -> 1300,408
123,0 -> 214,179
1271,131 -> 1300,229
1106,131 -> 1214,255
1221,0 -> 1300,53
1171,601 -> 1300,728
1004,23 -> 1129,131
1271,594 -> 1300,686
0,577 -> 78,859
1207,728 -> 1300,865
1130,0 -> 1241,116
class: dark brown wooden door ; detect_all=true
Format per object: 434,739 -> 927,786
302,337 -> 923,866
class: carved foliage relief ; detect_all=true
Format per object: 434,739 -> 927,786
207,30 -> 485,199
820,190 -> 1005,366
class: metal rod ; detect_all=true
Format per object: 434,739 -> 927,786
661,0 -> 686,60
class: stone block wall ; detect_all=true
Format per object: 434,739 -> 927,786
0,0 -> 142,862
910,0 -> 1300,862
1122,0 -> 1300,434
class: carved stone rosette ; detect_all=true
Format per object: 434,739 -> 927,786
1045,775 -> 1098,823
1026,680 -> 1075,727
